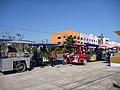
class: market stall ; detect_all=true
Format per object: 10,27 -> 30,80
0,39 -> 33,72
86,43 -> 98,61
30,43 -> 58,66
99,44 -> 114,60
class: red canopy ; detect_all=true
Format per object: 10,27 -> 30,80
73,43 -> 86,46
99,44 -> 114,48
113,46 -> 120,48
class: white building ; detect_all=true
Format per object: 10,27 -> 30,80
103,38 -> 110,44
88,34 -> 98,45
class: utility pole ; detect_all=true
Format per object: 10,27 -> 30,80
46,39 -> 48,44
101,33 -> 104,44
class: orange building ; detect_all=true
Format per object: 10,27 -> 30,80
51,30 -> 80,44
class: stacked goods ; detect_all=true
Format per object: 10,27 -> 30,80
8,53 -> 17,58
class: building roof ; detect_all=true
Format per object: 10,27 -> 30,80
0,39 -> 11,42
0,39 -> 33,44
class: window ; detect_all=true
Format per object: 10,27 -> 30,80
57,42 -> 61,44
63,36 -> 66,38
57,37 -> 61,39
89,39 -> 91,41
87,39 -> 88,41
94,40 -> 95,42
81,37 -> 83,40
74,36 -> 76,39
70,35 -> 72,37
77,37 -> 80,40
78,41 -> 80,43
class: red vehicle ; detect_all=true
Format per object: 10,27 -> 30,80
63,51 -> 71,64
71,43 -> 88,65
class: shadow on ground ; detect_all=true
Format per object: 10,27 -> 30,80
2,70 -> 17,75
113,83 -> 120,89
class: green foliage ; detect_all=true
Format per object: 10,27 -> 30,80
31,46 -> 37,54
54,46 -> 64,54
24,45 -> 31,53
64,36 -> 76,53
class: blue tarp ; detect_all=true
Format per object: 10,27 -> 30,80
86,43 -> 99,47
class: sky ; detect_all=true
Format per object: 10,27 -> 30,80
0,0 -> 120,43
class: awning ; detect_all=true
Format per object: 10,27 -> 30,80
86,43 -> 99,47
114,30 -> 120,36
73,43 -> 86,46
99,44 -> 114,48
6,40 -> 33,44
31,44 -> 59,46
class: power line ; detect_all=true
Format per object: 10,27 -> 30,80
0,24 -> 68,36
0,24 -> 52,34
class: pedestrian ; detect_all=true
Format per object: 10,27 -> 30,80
49,47 -> 57,67
107,49 -> 111,63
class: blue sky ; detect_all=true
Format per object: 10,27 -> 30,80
0,0 -> 120,43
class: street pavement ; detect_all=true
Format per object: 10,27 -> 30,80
0,60 -> 120,90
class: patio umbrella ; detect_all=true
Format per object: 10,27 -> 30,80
114,30 -> 120,36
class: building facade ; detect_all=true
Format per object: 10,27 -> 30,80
83,34 -> 89,44
103,38 -> 110,44
80,33 -> 84,44
51,30 -> 80,44
51,30 -> 99,45
87,34 -> 98,45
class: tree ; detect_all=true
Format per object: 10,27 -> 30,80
16,33 -> 24,40
1,29 -> 24,40
64,36 -> 76,53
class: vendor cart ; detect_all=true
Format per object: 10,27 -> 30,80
0,39 -> 33,72
30,43 -> 58,66
71,43 -> 88,65
86,43 -> 98,61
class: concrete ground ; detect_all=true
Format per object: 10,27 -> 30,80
0,60 -> 120,90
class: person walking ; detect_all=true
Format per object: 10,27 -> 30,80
49,47 -> 57,67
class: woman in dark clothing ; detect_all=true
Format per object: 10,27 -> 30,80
107,50 -> 111,63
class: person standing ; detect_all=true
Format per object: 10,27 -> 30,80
107,49 -> 111,63
49,47 -> 57,67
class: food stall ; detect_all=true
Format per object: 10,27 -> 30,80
86,43 -> 98,61
30,43 -> 58,66
99,44 -> 114,60
0,39 -> 33,72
